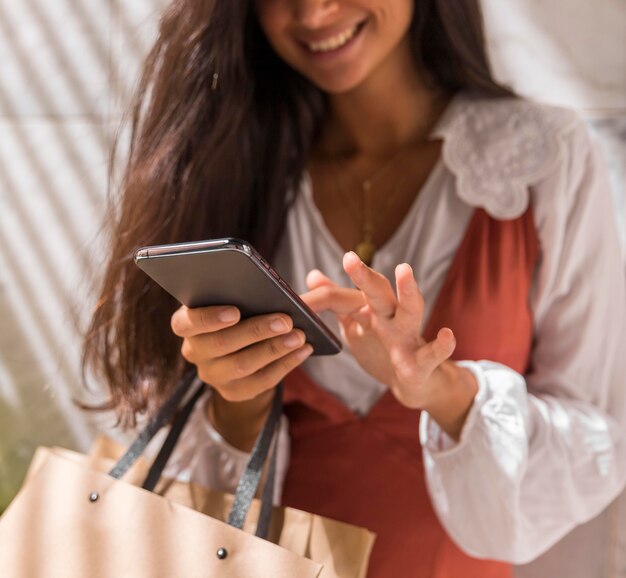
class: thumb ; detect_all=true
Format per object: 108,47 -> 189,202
412,328 -> 456,381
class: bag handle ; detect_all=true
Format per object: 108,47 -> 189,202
141,379 -> 207,491
108,371 -> 282,540
228,382 -> 283,531
142,380 -> 282,538
108,370 -> 197,480
255,430 -> 279,538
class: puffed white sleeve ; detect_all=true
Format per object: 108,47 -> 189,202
419,118 -> 626,564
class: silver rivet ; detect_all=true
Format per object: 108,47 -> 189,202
216,547 -> 228,560
89,492 -> 99,503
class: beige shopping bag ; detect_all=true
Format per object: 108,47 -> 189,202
0,377 -> 375,578
0,449 -> 321,578
86,436 -> 375,578
11,438 -> 374,578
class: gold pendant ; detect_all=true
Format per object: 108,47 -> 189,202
354,240 -> 377,266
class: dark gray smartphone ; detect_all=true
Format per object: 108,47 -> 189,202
134,237 -> 342,356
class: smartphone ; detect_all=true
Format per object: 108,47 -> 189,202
134,237 -> 342,356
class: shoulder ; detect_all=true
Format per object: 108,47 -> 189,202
433,93 -> 587,219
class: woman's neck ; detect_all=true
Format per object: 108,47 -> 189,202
318,39 -> 448,159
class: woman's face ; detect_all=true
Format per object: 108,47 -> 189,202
255,0 -> 415,94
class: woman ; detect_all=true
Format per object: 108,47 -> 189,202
84,1 -> 626,576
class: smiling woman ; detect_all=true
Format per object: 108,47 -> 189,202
82,0 -> 626,577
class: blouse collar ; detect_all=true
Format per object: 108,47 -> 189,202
430,92 -> 578,219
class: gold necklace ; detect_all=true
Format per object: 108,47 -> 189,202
331,152 -> 408,265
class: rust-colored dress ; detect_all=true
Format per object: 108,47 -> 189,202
281,207 -> 539,577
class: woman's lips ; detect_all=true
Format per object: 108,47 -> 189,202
299,20 -> 367,57
307,23 -> 359,53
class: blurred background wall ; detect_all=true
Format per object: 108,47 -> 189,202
0,0 -> 624,574
0,0 -> 169,510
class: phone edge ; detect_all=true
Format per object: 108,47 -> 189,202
134,238 -> 343,355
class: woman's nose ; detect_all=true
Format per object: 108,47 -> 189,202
293,0 -> 340,29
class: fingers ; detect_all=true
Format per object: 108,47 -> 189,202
215,344 -> 314,402
341,256 -> 424,339
409,328 -> 456,381
303,269 -> 366,314
393,263 -> 425,336
305,269 -> 333,290
180,312 -> 294,361
171,305 -> 240,338
199,328 -> 310,387
343,252 -> 396,317
302,284 -> 366,315
172,304 -> 314,403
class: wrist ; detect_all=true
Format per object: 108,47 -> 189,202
208,388 -> 275,452
423,362 -> 478,441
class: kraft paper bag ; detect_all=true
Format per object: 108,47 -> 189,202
0,437 -> 375,578
93,435 -> 375,578
0,449 -> 322,578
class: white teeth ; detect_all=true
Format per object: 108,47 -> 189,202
307,24 -> 358,53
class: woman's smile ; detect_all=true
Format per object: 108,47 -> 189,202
255,0 -> 414,93
299,19 -> 366,56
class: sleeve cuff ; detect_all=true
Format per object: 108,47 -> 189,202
419,360 -> 488,455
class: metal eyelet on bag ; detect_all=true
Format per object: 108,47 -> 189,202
216,548 -> 228,560
89,491 -> 99,503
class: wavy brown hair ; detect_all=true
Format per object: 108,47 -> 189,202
83,0 -> 513,425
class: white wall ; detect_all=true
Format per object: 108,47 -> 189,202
1,0 -> 624,528
0,0 -> 168,510
483,0 -> 626,112
482,0 -> 626,249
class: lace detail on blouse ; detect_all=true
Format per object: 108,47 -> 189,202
434,96 -> 579,219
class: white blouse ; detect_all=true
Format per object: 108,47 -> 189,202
163,95 -> 626,577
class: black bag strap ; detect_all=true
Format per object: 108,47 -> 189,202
108,371 -> 283,540
108,370 -> 197,480
255,430 -> 279,538
141,379 -> 207,491
228,381 -> 283,531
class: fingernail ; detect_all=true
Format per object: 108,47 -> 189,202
296,344 -> 314,361
344,252 -> 364,284
284,332 -> 304,348
270,318 -> 289,333
217,307 -> 239,323
345,251 -> 361,266
441,328 -> 456,347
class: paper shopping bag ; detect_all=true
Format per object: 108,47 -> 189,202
0,375 -> 374,578
16,438 -> 374,578
0,449 -> 322,578
87,436 -> 375,578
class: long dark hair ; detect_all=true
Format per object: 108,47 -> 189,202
83,0 -> 513,425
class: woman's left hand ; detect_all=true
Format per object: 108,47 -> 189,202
303,251 -> 478,440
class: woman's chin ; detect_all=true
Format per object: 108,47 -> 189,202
305,69 -> 369,95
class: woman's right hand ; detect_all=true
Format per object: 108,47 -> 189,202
171,305 -> 313,402
171,305 -> 313,451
